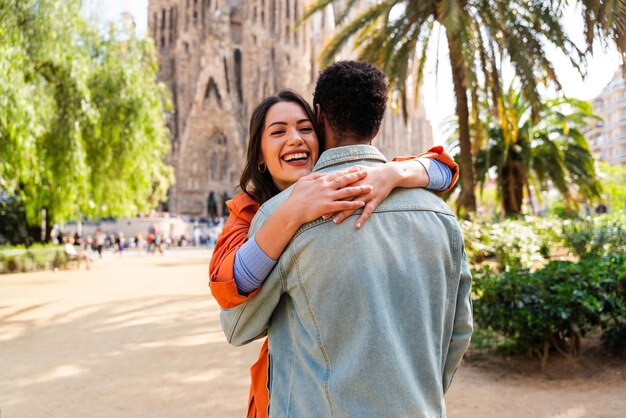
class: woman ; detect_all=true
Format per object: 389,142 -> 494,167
209,90 -> 458,417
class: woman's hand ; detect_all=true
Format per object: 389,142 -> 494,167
283,166 -> 374,225
331,161 -> 427,228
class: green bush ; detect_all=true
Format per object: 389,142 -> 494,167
461,216 -> 562,272
473,252 -> 626,368
0,246 -> 68,274
562,211 -> 626,258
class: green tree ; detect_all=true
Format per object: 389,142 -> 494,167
0,0 -> 172,241
597,162 -> 626,211
472,90 -> 601,215
303,0 -> 585,216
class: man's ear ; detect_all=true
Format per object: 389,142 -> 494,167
315,104 -> 324,126
371,128 -> 380,143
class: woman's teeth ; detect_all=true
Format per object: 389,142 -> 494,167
283,153 -> 308,162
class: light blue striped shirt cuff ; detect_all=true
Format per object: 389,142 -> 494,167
417,157 -> 453,191
233,236 -> 277,294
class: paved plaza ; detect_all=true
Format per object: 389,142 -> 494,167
1,250 -> 625,417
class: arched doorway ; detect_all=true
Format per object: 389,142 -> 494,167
207,192 -> 217,218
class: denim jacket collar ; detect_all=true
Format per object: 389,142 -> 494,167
312,144 -> 388,172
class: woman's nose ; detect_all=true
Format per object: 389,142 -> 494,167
287,129 -> 304,144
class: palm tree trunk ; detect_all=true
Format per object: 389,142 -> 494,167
501,155 -> 525,215
447,32 -> 476,216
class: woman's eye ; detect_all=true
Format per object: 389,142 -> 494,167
299,127 -> 313,132
272,129 -> 286,135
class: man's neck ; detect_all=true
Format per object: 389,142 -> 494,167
334,138 -> 371,147
325,131 -> 372,149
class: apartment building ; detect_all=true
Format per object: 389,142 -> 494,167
587,70 -> 626,166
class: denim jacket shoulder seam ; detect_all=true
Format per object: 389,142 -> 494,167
290,208 -> 456,240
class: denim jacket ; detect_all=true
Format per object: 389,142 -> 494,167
221,145 -> 473,418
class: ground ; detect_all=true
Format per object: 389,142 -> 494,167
1,250 -> 624,417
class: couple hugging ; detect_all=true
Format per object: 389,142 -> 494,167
209,60 -> 473,418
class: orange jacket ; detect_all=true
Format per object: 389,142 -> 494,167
208,146 -> 459,418
209,192 -> 269,418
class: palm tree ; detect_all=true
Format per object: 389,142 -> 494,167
303,0 -> 585,216
472,89 -> 601,215
578,0 -> 626,63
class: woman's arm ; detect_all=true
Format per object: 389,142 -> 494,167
218,148 -> 459,298
254,168 -> 371,259
210,167 -> 373,303
332,146 -> 459,227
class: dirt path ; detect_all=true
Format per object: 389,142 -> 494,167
1,250 -> 624,417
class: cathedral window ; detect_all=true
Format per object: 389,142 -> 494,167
270,0 -> 276,33
223,58 -> 231,93
286,0 -> 290,19
234,49 -> 243,103
193,11 -> 198,25
174,7 -> 178,37
261,0 -> 265,25
153,13 -> 157,40
161,9 -> 166,30
294,0 -> 299,44
201,0 -> 205,27
204,78 -> 223,108
169,8 -> 175,43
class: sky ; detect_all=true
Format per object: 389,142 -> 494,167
90,0 -> 623,144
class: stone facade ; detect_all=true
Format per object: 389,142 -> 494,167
148,0 -> 433,217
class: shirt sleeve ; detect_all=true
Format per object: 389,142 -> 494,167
416,158 -> 454,191
233,236 -> 278,294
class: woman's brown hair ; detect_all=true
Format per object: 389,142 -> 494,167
239,90 -> 322,205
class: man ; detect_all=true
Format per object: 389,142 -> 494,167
221,61 -> 472,417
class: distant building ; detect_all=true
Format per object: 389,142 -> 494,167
148,0 -> 433,217
587,70 -> 626,166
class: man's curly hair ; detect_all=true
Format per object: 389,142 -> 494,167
313,60 -> 388,143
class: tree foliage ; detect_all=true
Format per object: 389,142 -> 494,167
597,162 -> 626,211
471,90 -> 601,215
0,0 -> 173,235
302,0 -> 585,216
579,0 -> 626,63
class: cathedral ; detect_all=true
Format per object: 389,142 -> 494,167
148,0 -> 433,217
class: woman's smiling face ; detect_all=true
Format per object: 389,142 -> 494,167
260,101 -> 319,191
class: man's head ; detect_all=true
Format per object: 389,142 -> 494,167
313,61 -> 388,148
